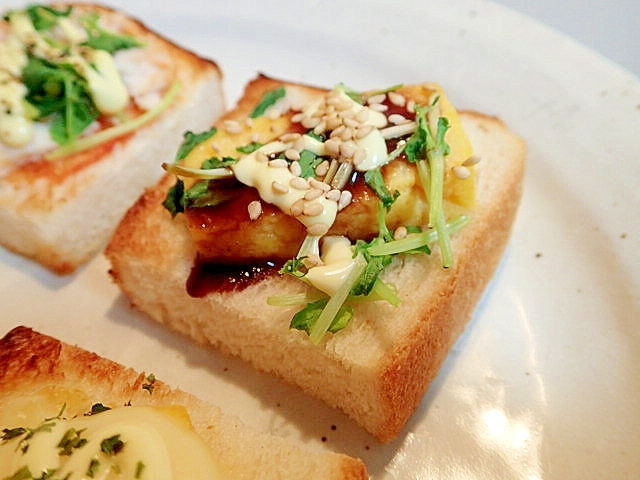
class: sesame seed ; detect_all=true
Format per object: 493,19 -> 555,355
268,159 -> 288,168
267,108 -> 281,120
324,189 -> 341,202
309,177 -> 331,192
272,181 -> 289,194
302,116 -> 320,129
340,127 -> 354,141
355,109 -> 369,123
247,200 -> 262,220
250,132 -> 261,143
324,138 -> 341,157
406,100 -> 416,113
293,136 -> 306,152
280,132 -> 301,143
223,120 -> 243,134
290,176 -> 308,190
255,151 -> 269,163
463,155 -> 481,166
315,160 -> 330,177
453,165 -> 471,179
313,120 -> 327,135
339,141 -> 357,159
388,91 -> 406,107
244,117 -> 254,127
330,125 -> 346,139
369,103 -> 388,112
303,201 -> 324,217
338,190 -> 352,211
393,225 -> 408,240
289,161 -> 303,177
355,124 -> 374,139
343,117 -> 359,128
285,148 -> 301,161
210,141 -> 220,153
290,198 -> 305,217
307,223 -> 329,236
388,113 -> 410,125
326,114 -> 342,131
305,188 -> 324,200
291,112 -> 305,123
367,93 -> 386,105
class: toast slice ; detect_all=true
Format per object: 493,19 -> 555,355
106,75 -> 526,442
0,3 -> 225,274
0,326 -> 368,479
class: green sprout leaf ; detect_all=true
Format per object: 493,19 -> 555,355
249,86 -> 286,118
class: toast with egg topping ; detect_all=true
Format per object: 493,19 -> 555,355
0,3 -> 225,274
0,326 -> 368,479
106,74 -> 526,442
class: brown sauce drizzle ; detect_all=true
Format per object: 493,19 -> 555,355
187,258 -> 281,297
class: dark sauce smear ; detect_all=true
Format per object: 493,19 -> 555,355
187,258 -> 282,297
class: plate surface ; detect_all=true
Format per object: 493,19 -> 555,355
1,1 -> 639,478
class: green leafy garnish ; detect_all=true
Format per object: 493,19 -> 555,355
22,56 -> 98,146
4,465 -> 33,480
175,127 -> 217,161
100,434 -> 124,455
298,149 -> 323,178
135,461 -> 146,479
249,86 -> 286,118
57,428 -> 87,455
141,373 -> 156,394
163,179 -> 185,217
25,4 -> 71,31
236,142 -> 263,154
364,168 -> 399,211
405,98 -> 453,267
87,458 -> 101,477
89,403 -> 111,415
290,298 -> 352,335
45,81 -> 181,159
81,12 -> 143,53
1,427 -> 27,442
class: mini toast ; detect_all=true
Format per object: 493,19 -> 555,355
0,3 -> 225,274
0,326 -> 368,479
106,74 -> 526,442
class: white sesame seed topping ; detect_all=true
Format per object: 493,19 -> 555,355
280,132 -> 301,143
303,201 -> 324,217
463,155 -> 481,166
304,188 -> 324,200
309,177 -> 331,192
285,148 -> 301,161
315,160 -> 330,177
268,158 -> 288,168
355,124 -> 374,139
393,225 -> 408,240
290,176 -> 308,190
338,190 -> 352,211
324,189 -> 341,202
272,180 -> 289,194
247,200 -> 262,220
453,165 -> 471,179
290,198 -> 305,217
289,160 -> 303,177
368,102 -> 389,113
388,91 -> 406,107
367,93 -> 386,105
255,151 -> 269,163
223,120 -> 243,134
388,113 -> 411,125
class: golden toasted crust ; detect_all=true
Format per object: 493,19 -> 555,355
0,326 -> 368,480
0,3 -> 225,274
106,75 -> 526,442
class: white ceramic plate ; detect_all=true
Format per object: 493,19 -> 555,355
2,1 -> 639,478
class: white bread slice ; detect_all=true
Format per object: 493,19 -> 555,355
0,3 -> 225,274
106,75 -> 526,442
0,326 -> 368,479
